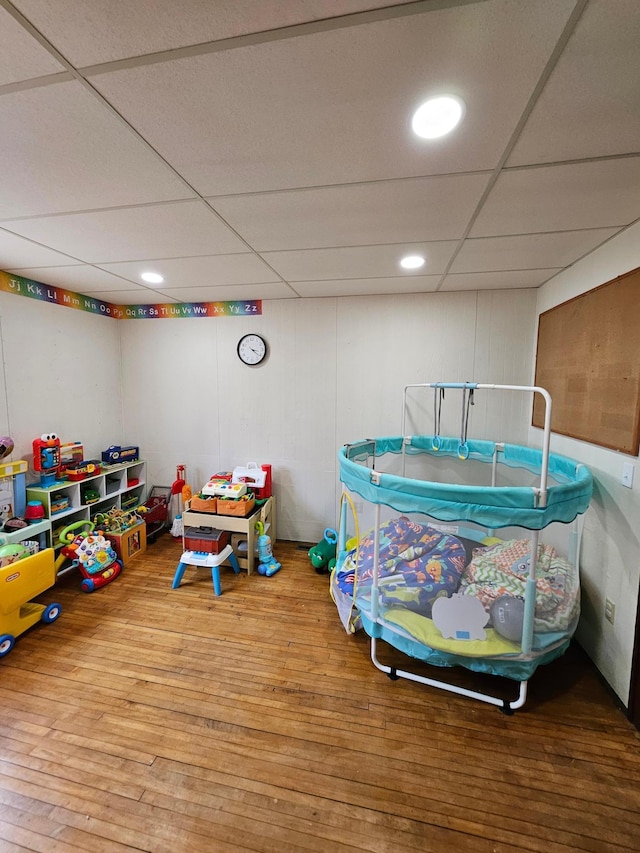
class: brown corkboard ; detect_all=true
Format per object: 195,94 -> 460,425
533,267 -> 640,454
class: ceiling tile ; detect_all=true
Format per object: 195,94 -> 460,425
97,253 -> 281,287
509,0 -> 640,166
0,1 -> 637,306
6,264 -> 138,292
293,275 -> 441,297
450,228 -> 621,273
439,269 -> 560,291
0,229 -> 79,268
470,158 -> 640,237
263,241 -> 458,281
11,0 -> 411,66
161,283 -> 296,302
212,174 -> 490,252
0,80 -> 193,219
90,1 -> 575,194
0,6 -> 65,85
92,288 -> 180,305
2,200 -> 248,263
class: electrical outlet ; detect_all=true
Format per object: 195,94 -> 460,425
621,462 -> 634,488
605,598 -> 616,624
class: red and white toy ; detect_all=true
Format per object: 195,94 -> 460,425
32,432 -> 62,486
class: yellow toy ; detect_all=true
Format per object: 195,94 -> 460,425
0,547 -> 61,657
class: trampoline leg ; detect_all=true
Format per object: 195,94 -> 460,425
506,680 -> 528,712
370,638 -> 529,713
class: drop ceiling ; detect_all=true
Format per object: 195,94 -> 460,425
0,0 -> 638,305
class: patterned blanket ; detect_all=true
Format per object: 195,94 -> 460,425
334,517 -> 467,618
459,538 -> 579,633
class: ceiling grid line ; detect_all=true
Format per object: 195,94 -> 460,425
0,0 -> 638,303
433,0 -> 590,292
0,0 -> 300,298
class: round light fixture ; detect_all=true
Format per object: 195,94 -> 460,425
412,95 -> 465,139
400,255 -> 426,270
140,272 -> 164,284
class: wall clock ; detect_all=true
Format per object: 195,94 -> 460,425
237,333 -> 267,366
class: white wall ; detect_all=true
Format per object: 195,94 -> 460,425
0,293 -> 123,466
121,288 -> 537,543
1,257 -> 634,705
531,221 -> 640,706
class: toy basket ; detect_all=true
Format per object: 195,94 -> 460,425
189,495 -> 218,513
217,496 -> 255,517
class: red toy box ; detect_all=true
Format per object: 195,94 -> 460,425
183,526 -> 229,554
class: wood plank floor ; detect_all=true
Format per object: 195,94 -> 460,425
0,536 -> 638,852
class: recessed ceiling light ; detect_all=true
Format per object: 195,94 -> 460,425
412,95 -> 465,139
140,272 -> 164,284
400,255 -> 426,270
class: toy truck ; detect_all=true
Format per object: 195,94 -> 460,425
101,445 -> 139,464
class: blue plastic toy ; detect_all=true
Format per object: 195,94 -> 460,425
256,521 -> 281,577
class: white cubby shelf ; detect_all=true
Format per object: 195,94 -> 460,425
26,459 -> 145,550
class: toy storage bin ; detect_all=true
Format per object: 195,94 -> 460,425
121,492 -> 141,511
184,526 -> 229,554
217,497 -> 255,517
189,495 -> 217,513
105,476 -> 121,495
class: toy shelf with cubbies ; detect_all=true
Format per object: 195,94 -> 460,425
27,460 -> 145,550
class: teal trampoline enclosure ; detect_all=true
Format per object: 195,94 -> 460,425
339,436 -> 592,529
330,383 -> 593,711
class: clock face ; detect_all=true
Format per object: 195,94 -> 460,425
237,333 -> 267,366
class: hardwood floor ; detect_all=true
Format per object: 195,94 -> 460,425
0,536 -> 638,852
